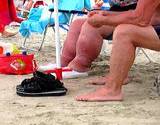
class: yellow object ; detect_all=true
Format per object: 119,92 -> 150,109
0,42 -> 20,55
12,44 -> 20,54
94,0 -> 104,7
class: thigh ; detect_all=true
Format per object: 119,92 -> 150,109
117,24 -> 160,51
66,18 -> 87,42
81,21 -> 115,38
98,25 -> 115,38
69,18 -> 87,31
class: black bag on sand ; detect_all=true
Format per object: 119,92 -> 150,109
16,71 -> 68,96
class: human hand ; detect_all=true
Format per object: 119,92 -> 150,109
87,11 -> 109,28
88,10 -> 108,17
87,14 -> 104,28
88,11 -> 99,17
94,0 -> 104,8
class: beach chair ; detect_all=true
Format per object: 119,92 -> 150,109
19,0 -> 91,51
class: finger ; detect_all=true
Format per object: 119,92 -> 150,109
101,11 -> 108,16
88,11 -> 97,17
95,0 -> 104,6
96,2 -> 103,7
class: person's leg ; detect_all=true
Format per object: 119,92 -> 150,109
9,0 -> 23,23
1,30 -> 18,37
0,24 -> 5,33
76,24 -> 160,101
61,18 -> 86,67
68,22 -> 114,72
89,76 -> 130,85
0,0 -> 18,37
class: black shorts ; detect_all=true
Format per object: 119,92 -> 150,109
105,4 -> 137,40
153,25 -> 160,38
110,4 -> 137,11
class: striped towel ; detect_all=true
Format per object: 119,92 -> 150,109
101,0 -> 110,10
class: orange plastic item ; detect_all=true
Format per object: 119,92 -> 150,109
0,46 -> 3,54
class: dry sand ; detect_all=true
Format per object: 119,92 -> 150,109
0,27 -> 160,125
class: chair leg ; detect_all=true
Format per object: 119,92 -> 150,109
141,48 -> 152,63
52,26 -> 55,32
20,36 -> 28,50
136,48 -> 152,63
136,47 -> 140,56
38,26 -> 48,51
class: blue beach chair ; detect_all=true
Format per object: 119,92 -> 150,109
19,0 -> 91,51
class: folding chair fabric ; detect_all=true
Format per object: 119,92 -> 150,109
19,6 -> 69,37
19,0 -> 91,51
19,0 -> 91,37
100,0 -> 110,10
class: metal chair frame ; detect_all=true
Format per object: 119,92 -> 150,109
21,8 -> 85,51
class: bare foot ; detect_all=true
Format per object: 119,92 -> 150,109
68,58 -> 90,72
89,76 -> 108,85
61,55 -> 74,67
1,30 -> 18,38
89,76 -> 129,85
76,87 -> 123,102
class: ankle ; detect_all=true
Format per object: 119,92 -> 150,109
104,77 -> 122,93
1,30 -> 17,37
61,55 -> 74,67
76,55 -> 92,67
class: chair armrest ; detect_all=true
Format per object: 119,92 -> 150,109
48,8 -> 88,15
48,3 -> 88,14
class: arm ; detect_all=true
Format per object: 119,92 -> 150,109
88,0 -> 160,27
25,0 -> 34,11
16,0 -> 33,13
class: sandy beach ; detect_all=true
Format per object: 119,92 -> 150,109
0,25 -> 160,125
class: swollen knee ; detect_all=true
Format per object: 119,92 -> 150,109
71,19 -> 80,26
70,19 -> 84,27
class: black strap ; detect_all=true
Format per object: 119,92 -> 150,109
49,8 -> 88,15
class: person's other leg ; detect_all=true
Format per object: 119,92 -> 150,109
0,24 -> 5,33
76,24 -> 160,101
0,0 -> 18,37
68,22 -> 114,72
9,0 -> 23,23
61,18 -> 86,67
89,76 -> 130,85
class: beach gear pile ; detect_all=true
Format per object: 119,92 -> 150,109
0,42 -> 36,75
